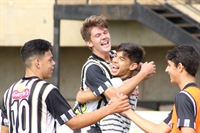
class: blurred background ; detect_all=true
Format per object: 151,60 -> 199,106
0,0 -> 200,112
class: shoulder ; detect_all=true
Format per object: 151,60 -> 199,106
174,91 -> 195,110
175,91 -> 191,103
176,90 -> 195,102
84,63 -> 104,75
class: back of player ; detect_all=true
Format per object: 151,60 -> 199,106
1,77 -> 57,133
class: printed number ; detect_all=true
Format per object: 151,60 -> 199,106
11,100 -> 30,133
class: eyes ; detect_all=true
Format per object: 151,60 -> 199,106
49,57 -> 55,63
113,54 -> 125,61
94,30 -> 108,38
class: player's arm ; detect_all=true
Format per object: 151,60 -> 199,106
1,125 -> 9,133
1,90 -> 9,133
120,79 -> 137,96
76,89 -> 102,104
66,95 -> 130,130
46,89 -> 130,130
123,109 -> 171,133
180,128 -> 195,133
104,62 -> 156,99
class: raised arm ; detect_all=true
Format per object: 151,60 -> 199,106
104,61 -> 156,99
76,89 -> 102,104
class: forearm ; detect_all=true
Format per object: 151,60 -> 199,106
76,90 -> 101,104
68,95 -> 130,130
105,72 -> 146,99
124,110 -> 170,133
66,105 -> 111,130
180,127 -> 195,133
1,125 -> 9,133
117,72 -> 146,94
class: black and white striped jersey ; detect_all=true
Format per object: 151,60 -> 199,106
73,52 -> 115,133
1,76 -> 76,133
100,77 -> 139,133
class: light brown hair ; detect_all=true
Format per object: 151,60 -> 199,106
80,15 -> 108,42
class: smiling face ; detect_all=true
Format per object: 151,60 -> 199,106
165,60 -> 180,84
86,27 -> 111,57
111,51 -> 137,79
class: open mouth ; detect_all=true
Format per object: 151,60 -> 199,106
111,64 -> 119,73
101,41 -> 109,46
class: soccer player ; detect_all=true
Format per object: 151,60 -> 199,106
73,15 -> 156,132
76,42 -> 145,132
1,39 -> 130,133
123,45 -> 200,133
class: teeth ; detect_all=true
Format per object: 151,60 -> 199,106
102,41 -> 108,45
112,65 -> 118,69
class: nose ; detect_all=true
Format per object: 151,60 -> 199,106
165,66 -> 168,73
52,60 -> 56,66
102,33 -> 107,39
112,57 -> 118,63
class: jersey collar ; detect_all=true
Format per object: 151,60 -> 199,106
182,82 -> 197,90
91,53 -> 106,62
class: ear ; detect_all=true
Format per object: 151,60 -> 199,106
129,63 -> 138,71
34,58 -> 40,69
177,62 -> 184,72
86,41 -> 93,48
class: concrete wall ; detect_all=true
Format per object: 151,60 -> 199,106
0,0 -> 54,46
1,0 -> 198,46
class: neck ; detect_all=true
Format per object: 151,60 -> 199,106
25,68 -> 43,79
178,76 -> 196,90
94,52 -> 111,62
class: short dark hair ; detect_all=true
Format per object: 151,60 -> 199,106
80,15 -> 108,42
117,42 -> 145,64
166,45 -> 200,77
20,39 -> 52,67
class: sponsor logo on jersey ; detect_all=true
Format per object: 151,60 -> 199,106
12,84 -> 30,100
133,88 -> 139,96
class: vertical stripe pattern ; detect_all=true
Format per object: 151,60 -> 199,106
2,77 -> 57,133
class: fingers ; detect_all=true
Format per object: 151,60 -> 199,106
108,93 -> 130,113
136,62 -> 143,71
140,61 -> 156,77
116,92 -> 124,97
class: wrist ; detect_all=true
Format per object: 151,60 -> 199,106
137,71 -> 147,79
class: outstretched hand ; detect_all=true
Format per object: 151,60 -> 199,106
107,93 -> 130,114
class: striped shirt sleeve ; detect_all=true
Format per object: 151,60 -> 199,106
85,65 -> 112,96
45,89 -> 76,125
175,92 -> 196,129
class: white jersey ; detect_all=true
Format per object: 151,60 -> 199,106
100,77 -> 139,133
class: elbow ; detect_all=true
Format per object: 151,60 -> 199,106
76,96 -> 85,104
69,125 -> 79,130
66,118 -> 84,130
104,89 -> 117,100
